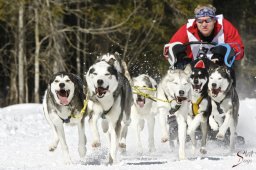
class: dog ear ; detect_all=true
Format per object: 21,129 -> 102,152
184,64 -> 192,75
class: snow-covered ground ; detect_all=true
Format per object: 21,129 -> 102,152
0,99 -> 256,170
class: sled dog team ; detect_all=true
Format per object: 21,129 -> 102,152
43,53 -> 239,164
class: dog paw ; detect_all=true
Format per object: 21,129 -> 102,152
216,133 -> 225,141
149,147 -> 156,153
161,137 -> 169,143
92,142 -> 101,148
179,155 -> 187,160
119,143 -> 126,149
48,144 -> 57,152
200,147 -> 207,154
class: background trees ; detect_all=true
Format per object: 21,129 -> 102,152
0,0 -> 255,106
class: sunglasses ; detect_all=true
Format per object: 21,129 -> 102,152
196,18 -> 213,24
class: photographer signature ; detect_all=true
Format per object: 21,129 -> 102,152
232,150 -> 255,168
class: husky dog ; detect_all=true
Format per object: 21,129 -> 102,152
208,65 -> 239,152
131,74 -> 157,154
187,60 -> 211,154
86,61 -> 132,164
43,72 -> 87,164
157,65 -> 191,160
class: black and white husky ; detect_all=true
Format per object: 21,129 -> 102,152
208,66 -> 239,152
157,65 -> 191,160
187,60 -> 211,154
86,61 -> 133,164
131,74 -> 157,154
43,72 -> 87,164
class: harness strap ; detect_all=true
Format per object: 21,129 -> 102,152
214,100 -> 224,114
169,104 -> 181,115
192,96 -> 204,116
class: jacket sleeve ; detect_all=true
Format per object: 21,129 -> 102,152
223,19 -> 244,60
169,24 -> 193,58
169,24 -> 189,43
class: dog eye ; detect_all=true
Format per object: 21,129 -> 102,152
92,73 -> 97,76
66,80 -> 70,82
105,73 -> 110,76
218,78 -> 222,80
54,80 -> 59,83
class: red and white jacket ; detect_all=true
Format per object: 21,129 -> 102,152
169,15 -> 244,60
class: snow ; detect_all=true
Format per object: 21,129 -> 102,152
0,99 -> 256,170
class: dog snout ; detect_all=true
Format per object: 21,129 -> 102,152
59,83 -> 65,88
97,79 -> 104,86
211,83 -> 217,88
194,78 -> 199,85
179,90 -> 185,96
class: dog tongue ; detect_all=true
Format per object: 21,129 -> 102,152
137,101 -> 144,108
59,96 -> 69,105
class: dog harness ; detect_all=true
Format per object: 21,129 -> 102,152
191,96 -> 204,116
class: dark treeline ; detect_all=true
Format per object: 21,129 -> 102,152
0,0 -> 255,107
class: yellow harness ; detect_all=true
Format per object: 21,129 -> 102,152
132,86 -> 173,103
70,95 -> 89,119
192,96 -> 204,116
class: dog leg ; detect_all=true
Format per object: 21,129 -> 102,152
217,111 -> 231,140
146,116 -> 156,152
200,119 -> 208,154
177,114 -> 187,160
89,112 -> 101,148
48,123 -> 59,151
49,113 -> 71,164
187,114 -> 202,135
108,122 -> 119,164
77,121 -> 87,158
158,108 -> 169,143
229,115 -> 236,152
119,122 -> 128,153
209,115 -> 219,131
133,118 -> 143,154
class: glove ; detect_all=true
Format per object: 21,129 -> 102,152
210,45 -> 226,65
211,45 -> 236,66
172,44 -> 187,62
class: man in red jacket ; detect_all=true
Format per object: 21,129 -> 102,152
163,4 -> 245,145
164,4 -> 244,68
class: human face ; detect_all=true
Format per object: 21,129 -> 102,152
196,16 -> 216,37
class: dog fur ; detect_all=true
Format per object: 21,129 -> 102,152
43,72 -> 87,164
187,60 -> 211,154
131,74 -> 157,154
157,65 -> 191,160
208,65 -> 239,152
86,61 -> 133,164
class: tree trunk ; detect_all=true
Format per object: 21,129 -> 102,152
18,3 -> 25,103
34,7 -> 40,103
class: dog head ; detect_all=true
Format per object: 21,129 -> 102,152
208,66 -> 232,97
190,60 -> 208,93
165,65 -> 191,104
132,74 -> 157,108
97,53 -> 123,73
86,61 -> 118,98
49,72 -> 76,106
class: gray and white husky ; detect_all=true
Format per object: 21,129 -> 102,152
86,61 -> 133,164
43,72 -> 87,164
208,65 -> 239,152
131,74 -> 157,154
157,65 -> 191,160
